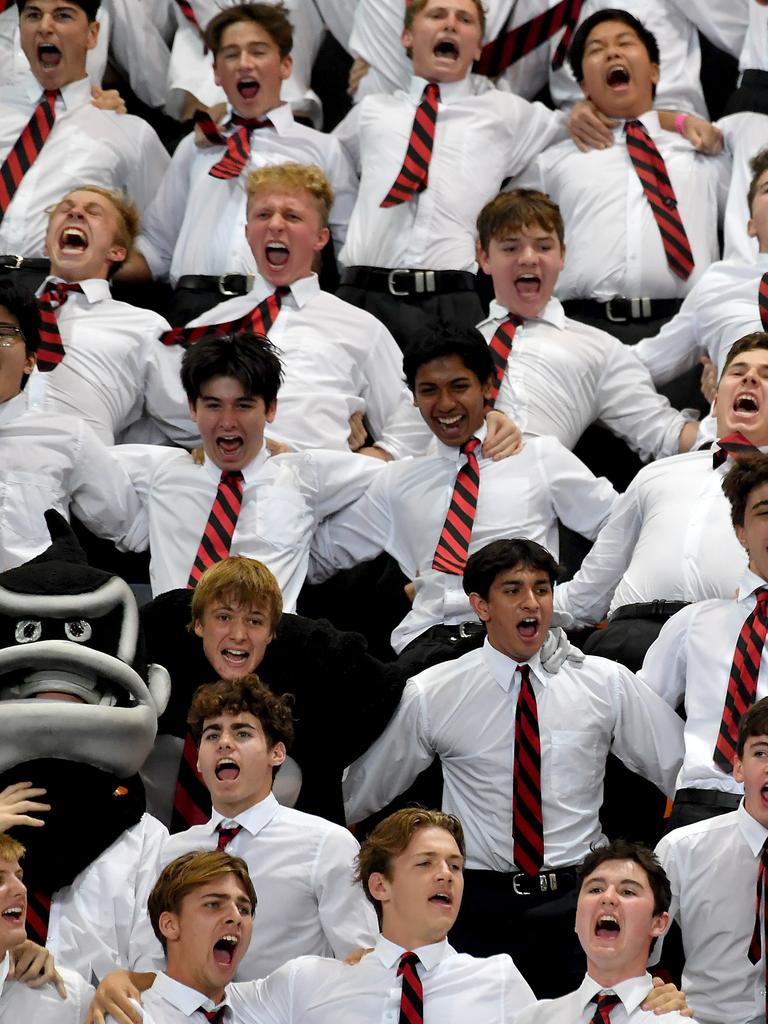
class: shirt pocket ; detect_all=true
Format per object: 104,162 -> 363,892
1,473 -> 58,553
251,486 -> 312,551
547,729 -> 602,802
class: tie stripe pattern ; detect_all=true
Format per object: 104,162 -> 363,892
176,0 -> 204,32
590,992 -> 622,1024
0,89 -> 57,222
513,664 -> 545,875
714,588 -> 768,773
210,116 -> 272,180
486,316 -> 522,408
36,281 -> 83,371
749,837 -> 768,1024
397,951 -> 423,1024
25,889 -> 52,945
712,431 -> 758,469
187,470 -> 244,589
381,83 -> 440,207
759,273 -> 768,331
216,823 -> 243,850
171,732 -> 211,832
160,288 -> 288,349
625,120 -> 694,281
0,1 -> 15,11
475,0 -> 583,77
432,437 -> 481,575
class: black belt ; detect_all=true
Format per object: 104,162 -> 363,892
674,788 -> 741,811
0,255 -> 50,271
176,274 -> 253,296
340,266 -> 476,297
741,70 -> 768,90
465,866 -> 578,898
610,601 -> 689,622
562,296 -> 682,323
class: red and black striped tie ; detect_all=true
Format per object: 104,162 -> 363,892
0,89 -> 58,223
475,0 -> 583,77
193,111 -> 273,180
712,431 -> 757,470
625,119 -> 694,281
199,1007 -> 227,1023
591,992 -> 621,1024
175,0 -> 203,33
759,272 -> 768,331
486,315 -> 522,409
397,951 -> 423,1024
216,823 -> 242,850
749,840 -> 768,1024
36,281 -> 83,371
171,732 -> 211,832
187,470 -> 244,589
381,83 -> 440,207
713,588 -> 768,773
25,889 -> 52,946
160,287 -> 289,349
513,664 -> 544,875
0,1 -> 16,11
432,437 -> 481,575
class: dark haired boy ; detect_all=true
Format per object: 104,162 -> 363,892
310,321 -> 617,669
129,676 -> 377,981
0,0 -> 169,267
114,331 -> 382,599
638,452 -> 768,829
133,2 -> 357,324
344,537 -> 683,996
654,697 -> 768,1024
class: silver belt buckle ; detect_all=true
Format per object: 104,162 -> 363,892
512,873 -> 528,896
604,297 -> 627,323
387,269 -> 410,296
11,255 -> 23,270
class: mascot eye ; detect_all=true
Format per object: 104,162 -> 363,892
64,619 -> 92,643
15,620 -> 42,643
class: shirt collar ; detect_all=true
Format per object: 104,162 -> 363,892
617,109 -> 660,135
736,567 -> 768,602
38,277 -> 110,304
201,444 -> 270,485
22,72 -> 89,108
245,273 -> 318,311
0,952 -> 9,996
151,972 -> 228,1016
408,74 -> 472,102
374,933 -> 452,972
227,100 -> 291,133
577,973 -> 654,1015
738,799 -> 768,856
434,421 -> 488,462
481,636 -> 546,693
0,393 -> 27,429
209,791 -> 280,838
482,297 -> 565,331
757,252 -> 768,267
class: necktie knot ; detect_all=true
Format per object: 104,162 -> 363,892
397,950 -> 421,975
424,82 -> 440,103
230,114 -> 271,131
220,470 -> 244,485
199,1007 -> 226,1023
215,822 -> 242,850
44,281 -> 82,307
713,431 -> 758,469
591,992 -> 621,1022
461,437 -> 481,457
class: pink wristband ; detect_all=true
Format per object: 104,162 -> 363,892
675,112 -> 688,135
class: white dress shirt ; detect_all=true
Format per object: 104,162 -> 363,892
633,253 -> 767,386
137,103 -> 358,284
116,443 -> 384,604
719,111 -> 768,264
23,278 -> 194,447
554,449 -> 749,628
478,298 -> 690,458
639,568 -> 768,795
131,793 -> 378,980
516,972 -> 694,1024
740,0 -> 768,72
134,972 -> 234,1024
535,111 -> 729,301
46,813 -> 167,985
0,74 -> 169,257
184,275 -> 427,459
655,803 -> 767,1024
335,74 -> 566,272
344,640 -> 683,869
310,427 -> 617,652
0,393 -> 141,571
230,934 -> 537,1024
0,950 -> 93,1023
166,0 -> 324,125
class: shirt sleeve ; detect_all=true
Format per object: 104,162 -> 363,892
67,422 -> 143,549
135,136 -> 195,280
538,437 -> 618,541
104,0 -> 171,108
121,118 -> 172,215
311,827 -> 379,955
324,135 -> 359,249
332,103 -> 363,175
637,605 -> 696,708
632,280 -> 707,387
651,833 -> 682,964
307,450 -> 386,522
143,330 -> 201,448
499,95 -> 568,178
111,444 -> 179,552
343,678 -> 437,824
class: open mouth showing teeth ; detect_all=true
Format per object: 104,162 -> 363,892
213,934 -> 238,965
1,907 -> 23,922
595,915 -> 620,937
215,758 -> 240,781
266,242 -> 289,268
222,648 -> 249,665
38,44 -> 62,67
434,40 -> 459,58
437,414 -> 462,426
518,618 -> 538,639
607,65 -> 629,87
237,79 -> 260,99
217,435 -> 243,453
735,394 -> 759,413
516,274 -> 541,293
59,227 -> 88,252
429,892 -> 451,904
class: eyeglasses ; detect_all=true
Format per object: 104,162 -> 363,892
0,324 -> 25,349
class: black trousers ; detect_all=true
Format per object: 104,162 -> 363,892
665,791 -> 741,833
450,869 -> 584,999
